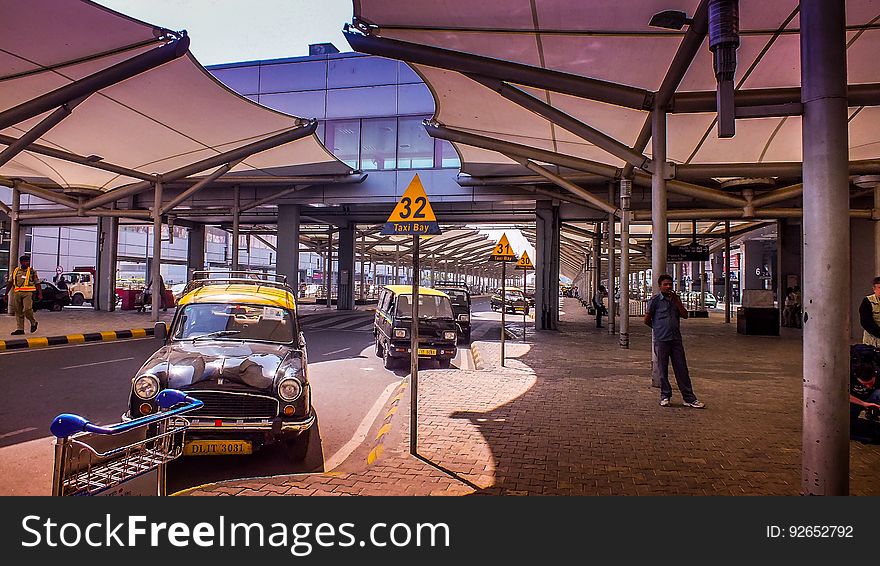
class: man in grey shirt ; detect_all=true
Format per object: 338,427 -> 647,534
644,273 -> 705,408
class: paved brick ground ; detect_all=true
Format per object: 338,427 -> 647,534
185,299 -> 880,496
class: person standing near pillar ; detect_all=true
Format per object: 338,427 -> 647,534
592,285 -> 608,329
859,276 -> 880,347
644,274 -> 704,408
4,255 -> 42,335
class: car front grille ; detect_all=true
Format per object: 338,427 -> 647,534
187,391 -> 278,419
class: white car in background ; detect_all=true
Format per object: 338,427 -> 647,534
170,283 -> 187,300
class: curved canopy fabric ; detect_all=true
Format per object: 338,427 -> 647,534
0,0 -> 351,191
353,0 -> 880,178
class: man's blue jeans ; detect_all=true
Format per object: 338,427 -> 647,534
654,339 -> 697,403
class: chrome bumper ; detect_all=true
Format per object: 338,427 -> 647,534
185,413 -> 315,433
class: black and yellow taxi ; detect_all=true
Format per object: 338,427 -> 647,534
374,285 -> 458,369
125,272 -> 313,462
434,281 -> 472,343
490,286 -> 530,314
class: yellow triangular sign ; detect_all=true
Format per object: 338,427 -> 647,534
489,233 -> 517,262
516,250 -> 534,270
387,174 -> 437,223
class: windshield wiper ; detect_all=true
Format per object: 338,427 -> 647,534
192,330 -> 241,341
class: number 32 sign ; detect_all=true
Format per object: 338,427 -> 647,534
381,174 -> 442,236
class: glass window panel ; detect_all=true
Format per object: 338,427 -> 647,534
439,140 -> 461,168
209,66 -> 260,95
326,86 -> 397,119
259,61 -> 326,93
259,91 -> 326,119
329,56 -> 398,88
397,117 -> 434,169
360,118 -> 397,170
398,83 -> 435,115
323,120 -> 360,169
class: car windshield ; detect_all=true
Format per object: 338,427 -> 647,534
505,291 -> 524,301
439,289 -> 469,306
395,295 -> 454,319
173,303 -> 295,343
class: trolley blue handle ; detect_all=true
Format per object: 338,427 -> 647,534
50,390 -> 203,439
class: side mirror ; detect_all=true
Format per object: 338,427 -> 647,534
298,331 -> 307,349
154,321 -> 168,341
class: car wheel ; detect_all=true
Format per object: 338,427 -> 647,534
383,346 -> 397,370
282,430 -> 311,463
375,335 -> 384,358
437,358 -> 452,369
72,293 -> 84,306
51,302 -> 63,312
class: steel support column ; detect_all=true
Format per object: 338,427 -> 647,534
619,180 -> 632,348
337,223 -> 356,310
607,183 -> 617,334
535,201 -> 560,330
277,205 -> 301,291
94,215 -> 118,312
651,107 -> 668,388
800,0 -> 850,496
6,189 -> 20,314
187,224 -> 206,278
151,182 -> 163,322
231,186 -> 240,270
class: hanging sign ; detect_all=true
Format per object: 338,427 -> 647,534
515,250 -> 534,270
489,233 -> 517,262
380,174 -> 441,236
667,243 -> 709,262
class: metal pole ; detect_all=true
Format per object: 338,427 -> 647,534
651,106 -> 668,388
608,182 -> 617,334
360,231 -> 366,302
151,181 -> 163,322
325,230 -> 332,308
523,267 -> 527,342
801,0 -> 850,496
620,179 -> 631,348
875,185 -> 880,274
6,189 -> 19,315
410,234 -> 420,455
501,261 -> 506,367
231,186 -> 240,271
725,221 -> 732,323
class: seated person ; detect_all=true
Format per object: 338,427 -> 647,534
850,363 -> 880,442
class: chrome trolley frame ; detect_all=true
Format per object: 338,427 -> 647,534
50,390 -> 203,496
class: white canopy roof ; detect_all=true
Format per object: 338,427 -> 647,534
352,0 -> 880,177
0,0 -> 351,192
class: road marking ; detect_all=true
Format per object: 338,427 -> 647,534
0,427 -> 37,440
323,380 -> 401,472
61,357 -> 134,370
322,347 -> 350,356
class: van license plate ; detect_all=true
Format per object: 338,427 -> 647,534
183,440 -> 252,456
417,348 -> 437,356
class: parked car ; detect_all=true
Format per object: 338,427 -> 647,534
124,272 -> 314,462
490,287 -> 530,314
374,285 -> 458,370
1,280 -> 71,312
434,282 -> 472,343
59,271 -> 93,305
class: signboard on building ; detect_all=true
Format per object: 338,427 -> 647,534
667,243 -> 709,262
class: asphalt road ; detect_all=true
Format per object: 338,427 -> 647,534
0,303 -> 487,495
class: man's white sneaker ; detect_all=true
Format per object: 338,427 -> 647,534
682,400 -> 705,409
659,398 -> 670,407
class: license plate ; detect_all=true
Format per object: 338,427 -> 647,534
417,348 -> 437,356
183,440 -> 252,456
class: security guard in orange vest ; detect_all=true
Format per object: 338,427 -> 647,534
4,255 -> 42,335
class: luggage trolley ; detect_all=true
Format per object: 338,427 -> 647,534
50,390 -> 203,496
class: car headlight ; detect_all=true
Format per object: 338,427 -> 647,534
443,331 -> 456,341
278,378 -> 303,402
394,328 -> 408,339
133,375 -> 160,400
457,314 -> 469,322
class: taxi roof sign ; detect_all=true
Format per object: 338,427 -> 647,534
515,250 -> 534,270
381,174 -> 441,235
489,233 -> 517,262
